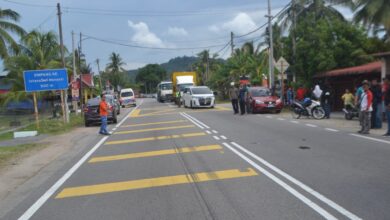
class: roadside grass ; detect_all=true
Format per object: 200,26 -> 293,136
0,114 -> 84,142
0,143 -> 47,168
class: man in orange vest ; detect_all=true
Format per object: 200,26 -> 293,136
99,94 -> 111,135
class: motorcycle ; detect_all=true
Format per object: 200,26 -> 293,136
290,98 -> 325,119
342,105 -> 359,120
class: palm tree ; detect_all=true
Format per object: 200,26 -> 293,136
353,0 -> 390,41
106,52 -> 125,73
0,8 -> 26,58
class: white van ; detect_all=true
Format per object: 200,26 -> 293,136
120,88 -> 136,107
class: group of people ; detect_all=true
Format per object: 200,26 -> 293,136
229,82 -> 249,115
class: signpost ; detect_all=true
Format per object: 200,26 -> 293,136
23,69 -> 69,127
275,57 -> 290,101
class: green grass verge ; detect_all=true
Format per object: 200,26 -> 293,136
0,132 -> 13,142
0,143 -> 46,167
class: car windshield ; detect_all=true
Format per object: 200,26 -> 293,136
161,83 -> 172,90
251,89 -> 271,97
105,95 -> 115,103
121,92 -> 133,97
87,98 -> 100,106
179,83 -> 193,91
191,88 -> 212,95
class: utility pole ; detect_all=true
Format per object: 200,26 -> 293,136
72,31 -> 78,115
96,58 -> 103,92
57,3 -> 69,123
292,0 -> 297,82
267,0 -> 274,89
79,32 -> 84,109
230,32 -> 235,56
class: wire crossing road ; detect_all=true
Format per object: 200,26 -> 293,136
6,99 -> 390,220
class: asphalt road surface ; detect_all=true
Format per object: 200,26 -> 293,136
4,98 -> 390,220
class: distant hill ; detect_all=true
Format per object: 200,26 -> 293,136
126,56 -> 198,82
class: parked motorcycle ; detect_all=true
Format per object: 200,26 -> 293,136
290,98 -> 325,119
342,105 -> 359,120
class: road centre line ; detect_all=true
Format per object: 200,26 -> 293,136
180,113 -> 204,129
182,112 -> 210,129
290,120 -> 300,124
266,116 -> 273,119
305,124 -> 318,128
88,145 -> 222,163
222,143 -> 338,220
350,133 -> 390,145
277,118 -> 286,121
55,168 -> 258,199
183,112 -> 361,220
213,136 -> 220,140
114,125 -> 195,135
230,142 -> 362,220
325,128 -> 339,132
220,135 -> 227,140
17,101 -> 144,220
205,130 -> 212,134
104,132 -> 206,145
121,120 -> 187,128
212,130 -> 218,134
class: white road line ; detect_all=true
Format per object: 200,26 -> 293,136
182,112 -> 210,129
350,133 -> 390,145
277,118 -> 286,121
213,136 -> 220,140
212,130 -> 218,134
222,143 -> 338,220
290,120 -> 299,124
205,130 -> 212,134
230,142 -> 362,220
305,124 -> 318,128
180,113 -> 204,129
220,135 -> 227,140
325,128 -> 339,132
18,101 -> 144,220
266,116 -> 273,119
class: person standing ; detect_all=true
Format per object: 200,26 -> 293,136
286,87 -> 293,105
321,85 -> 332,119
99,94 -> 111,135
296,85 -> 306,101
384,78 -> 390,136
229,83 -> 239,114
341,89 -> 355,110
370,79 -> 382,128
359,81 -> 373,134
238,84 -> 248,115
312,84 -> 323,101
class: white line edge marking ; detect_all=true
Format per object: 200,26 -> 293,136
180,113 -> 204,129
277,118 -> 285,121
290,120 -> 299,124
230,142 -> 362,220
325,128 -> 339,132
266,116 -> 273,119
18,102 -> 144,220
205,130 -> 212,134
182,112 -> 210,129
350,133 -> 390,145
306,124 -> 318,128
182,113 -> 361,220
220,135 -> 227,140
213,136 -> 220,140
222,143 -> 338,220
212,130 -> 218,134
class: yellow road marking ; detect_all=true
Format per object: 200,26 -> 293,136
105,132 -> 206,145
55,168 -> 258,199
115,125 -> 195,135
130,109 -> 141,117
89,145 -> 222,163
121,120 -> 187,128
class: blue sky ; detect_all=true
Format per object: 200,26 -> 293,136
0,0 -> 351,74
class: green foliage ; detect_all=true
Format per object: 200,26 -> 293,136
101,52 -> 128,91
0,8 -> 26,59
135,64 -> 167,93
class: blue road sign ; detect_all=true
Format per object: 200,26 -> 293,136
23,69 -> 68,92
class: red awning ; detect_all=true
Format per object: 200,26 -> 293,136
314,61 -> 382,78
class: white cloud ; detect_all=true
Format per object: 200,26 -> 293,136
209,12 -> 258,35
128,21 -> 165,48
167,27 -> 188,37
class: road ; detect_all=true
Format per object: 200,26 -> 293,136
4,98 -> 390,220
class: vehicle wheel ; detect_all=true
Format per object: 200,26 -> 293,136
247,104 -> 253,114
345,113 -> 353,120
275,110 -> 281,114
184,100 -> 188,108
121,105 -> 125,108
190,101 -> 193,109
312,107 -> 325,119
291,106 -> 301,119
210,105 -> 214,109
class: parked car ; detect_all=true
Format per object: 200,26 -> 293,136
84,97 -> 118,127
105,94 -> 120,115
120,88 -> 136,107
182,86 -> 215,108
246,87 -> 283,113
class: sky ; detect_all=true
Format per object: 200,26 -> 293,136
0,0 -> 352,75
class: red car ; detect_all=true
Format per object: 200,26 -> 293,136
247,87 -> 283,113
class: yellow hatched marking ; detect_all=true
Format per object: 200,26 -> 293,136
115,125 -> 195,135
130,109 -> 141,117
105,132 -> 206,145
121,120 -> 187,128
88,145 -> 222,163
55,168 -> 258,199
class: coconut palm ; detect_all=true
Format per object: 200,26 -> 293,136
353,0 -> 390,41
106,52 -> 125,73
0,8 -> 26,58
